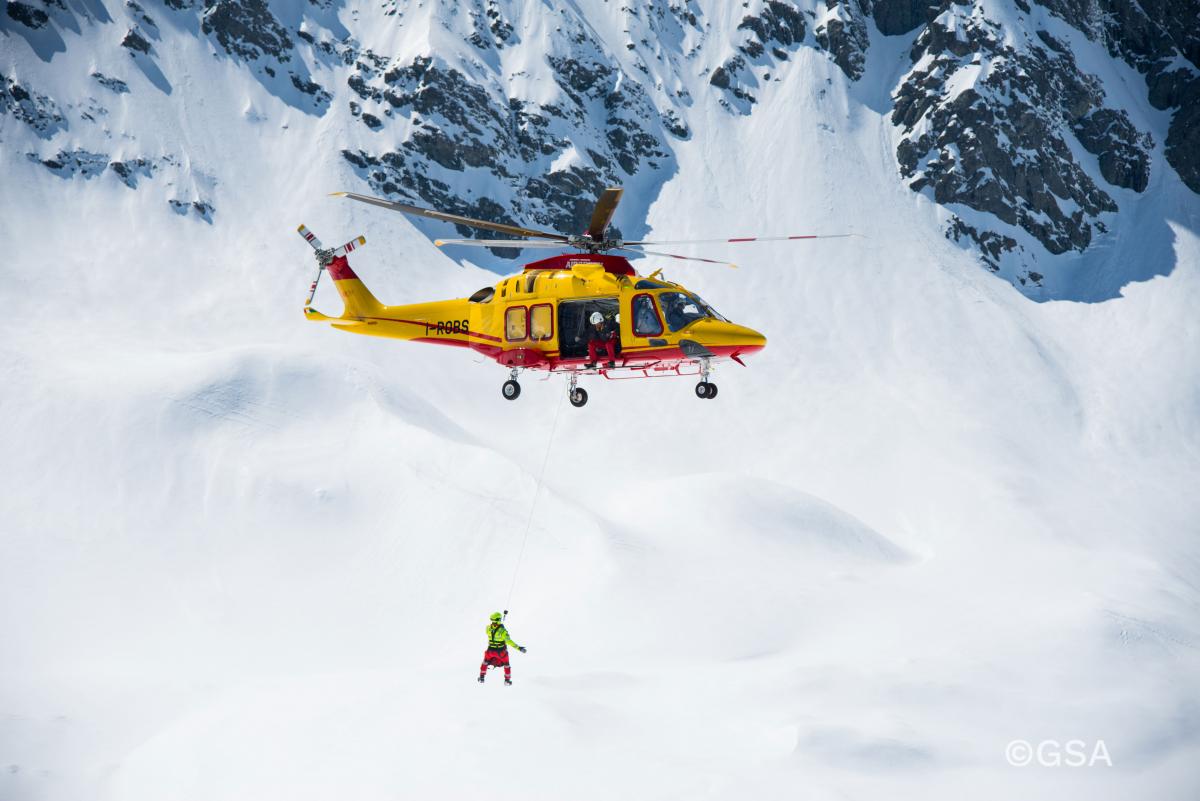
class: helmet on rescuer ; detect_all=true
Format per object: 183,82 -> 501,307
490,612 -> 503,622
589,311 -> 604,325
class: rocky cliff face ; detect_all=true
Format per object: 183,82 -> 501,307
868,0 -> 1196,286
891,4 -> 1153,275
2,0 -> 1196,297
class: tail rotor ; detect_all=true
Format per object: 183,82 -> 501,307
297,224 -> 366,306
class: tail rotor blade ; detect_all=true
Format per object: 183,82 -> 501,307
331,235 -> 366,258
297,224 -> 325,251
585,187 -> 623,240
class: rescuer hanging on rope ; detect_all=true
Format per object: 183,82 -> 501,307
478,612 -> 526,685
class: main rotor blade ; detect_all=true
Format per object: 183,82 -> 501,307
624,233 -> 860,246
585,187 -> 624,240
332,191 -> 567,241
434,238 -> 568,249
616,246 -> 737,269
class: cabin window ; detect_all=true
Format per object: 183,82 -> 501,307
632,294 -> 664,337
505,306 -> 528,341
525,273 -> 539,294
529,304 -> 553,341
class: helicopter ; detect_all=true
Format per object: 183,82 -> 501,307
298,187 -> 846,407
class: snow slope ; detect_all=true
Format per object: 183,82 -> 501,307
2,2 -> 1200,800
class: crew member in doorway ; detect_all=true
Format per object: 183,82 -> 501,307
585,311 -> 617,369
478,612 -> 526,686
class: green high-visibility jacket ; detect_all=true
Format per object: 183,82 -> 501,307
486,623 -> 521,650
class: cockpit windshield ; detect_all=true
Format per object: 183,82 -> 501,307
657,291 -> 727,331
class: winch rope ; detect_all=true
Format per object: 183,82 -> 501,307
505,387 -> 565,609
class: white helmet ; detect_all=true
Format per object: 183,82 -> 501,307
589,311 -> 604,324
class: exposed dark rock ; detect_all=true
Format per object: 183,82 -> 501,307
121,28 -> 152,55
709,56 -> 756,106
711,2 -> 806,107
125,1 -> 158,32
1,74 -> 66,137
485,0 -> 514,44
737,1 -> 806,48
337,31 -> 675,251
1033,0 -> 1200,194
1162,76 -> 1200,192
28,149 -> 109,179
201,0 -> 292,63
109,157 -> 156,188
893,6 -> 1153,259
709,64 -> 732,90
290,73 -> 330,106
869,0 -> 949,36
169,198 -> 215,221
815,1 -> 870,80
662,109 -> 690,139
91,72 -> 131,94
6,1 -> 49,28
947,216 -> 1018,270
1071,108 -> 1152,192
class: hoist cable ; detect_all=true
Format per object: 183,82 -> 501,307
504,387 -> 565,609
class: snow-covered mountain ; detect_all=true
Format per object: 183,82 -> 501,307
2,2 -> 1199,800
3,0 -> 1198,295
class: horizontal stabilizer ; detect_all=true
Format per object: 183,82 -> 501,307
303,307 -> 368,325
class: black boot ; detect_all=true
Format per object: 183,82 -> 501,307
478,675 -> 485,683
605,361 -> 616,369
504,678 -> 513,686
584,362 -> 596,370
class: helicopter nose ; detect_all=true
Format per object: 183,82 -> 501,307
692,320 -> 766,355
717,322 -> 767,352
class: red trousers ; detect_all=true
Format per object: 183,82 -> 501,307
588,338 -> 616,363
480,648 -> 511,680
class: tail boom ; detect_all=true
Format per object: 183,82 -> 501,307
308,256 -> 481,348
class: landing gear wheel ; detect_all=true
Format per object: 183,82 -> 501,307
569,388 -> 589,407
695,381 -> 714,399
706,383 -> 718,399
502,380 -> 521,400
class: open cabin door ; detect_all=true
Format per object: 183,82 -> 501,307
558,297 -> 620,359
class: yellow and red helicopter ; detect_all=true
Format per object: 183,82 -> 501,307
298,188 -> 845,406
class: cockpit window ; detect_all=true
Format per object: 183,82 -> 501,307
688,293 -> 728,323
658,291 -> 724,331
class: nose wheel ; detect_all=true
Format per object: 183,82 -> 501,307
695,358 -> 717,400
502,368 -> 521,401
